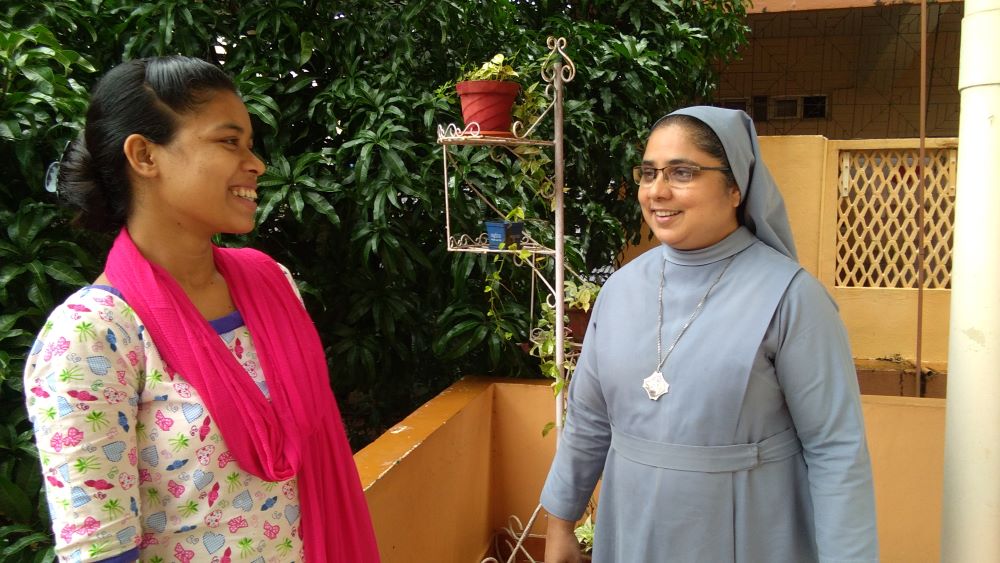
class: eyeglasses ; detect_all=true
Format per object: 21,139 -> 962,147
632,164 -> 730,189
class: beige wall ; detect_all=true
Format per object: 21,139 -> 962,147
863,395 -> 946,561
764,135 -> 827,276
623,135 -> 952,365
716,3 -> 962,139
356,378 -> 945,563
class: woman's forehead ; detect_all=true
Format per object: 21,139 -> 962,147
177,91 -> 252,132
644,125 -> 713,161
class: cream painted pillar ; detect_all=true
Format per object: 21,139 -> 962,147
941,1 -> 1000,561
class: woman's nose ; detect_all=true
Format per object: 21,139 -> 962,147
647,173 -> 673,199
247,151 -> 266,176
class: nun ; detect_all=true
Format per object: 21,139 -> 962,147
540,106 -> 879,563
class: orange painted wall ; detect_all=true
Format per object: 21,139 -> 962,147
354,379 -> 496,562
862,395 -> 945,561
489,381 -> 559,534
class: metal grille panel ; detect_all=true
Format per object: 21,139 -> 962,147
836,149 -> 956,288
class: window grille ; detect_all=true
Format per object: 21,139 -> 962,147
802,95 -> 827,119
770,96 -> 801,119
836,148 -> 957,289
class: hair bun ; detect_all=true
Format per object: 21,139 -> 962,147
57,135 -> 114,231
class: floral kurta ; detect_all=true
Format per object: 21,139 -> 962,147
25,284 -> 305,563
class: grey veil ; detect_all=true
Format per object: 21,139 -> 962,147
659,106 -> 799,261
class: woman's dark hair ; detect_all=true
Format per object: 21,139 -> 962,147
57,56 -> 237,231
652,114 -> 739,188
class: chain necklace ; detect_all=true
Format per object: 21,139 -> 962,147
642,255 -> 735,400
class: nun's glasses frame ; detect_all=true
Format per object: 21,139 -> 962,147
632,163 -> 731,189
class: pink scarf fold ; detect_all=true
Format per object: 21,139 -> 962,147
106,228 -> 379,562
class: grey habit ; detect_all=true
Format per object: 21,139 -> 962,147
540,108 -> 878,562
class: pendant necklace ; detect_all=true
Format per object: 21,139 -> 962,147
642,255 -> 735,400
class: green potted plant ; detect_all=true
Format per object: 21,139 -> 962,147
563,278 -> 600,340
529,277 -> 601,437
455,54 -> 521,136
575,514 -> 595,560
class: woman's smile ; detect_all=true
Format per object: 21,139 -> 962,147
228,185 -> 259,214
650,208 -> 682,221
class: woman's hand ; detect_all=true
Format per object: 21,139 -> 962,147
544,515 -> 584,563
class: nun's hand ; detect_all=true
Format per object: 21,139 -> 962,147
544,516 -> 584,563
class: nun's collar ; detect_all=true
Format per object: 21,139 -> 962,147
661,226 -> 755,266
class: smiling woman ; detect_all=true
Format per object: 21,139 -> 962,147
541,107 -> 878,563
23,56 -> 379,563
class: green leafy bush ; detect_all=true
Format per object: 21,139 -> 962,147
0,1 -> 747,556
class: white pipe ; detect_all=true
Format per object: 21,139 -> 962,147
941,1 -> 1000,561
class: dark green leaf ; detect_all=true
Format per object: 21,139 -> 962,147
302,191 -> 340,226
0,474 -> 32,523
42,261 -> 87,286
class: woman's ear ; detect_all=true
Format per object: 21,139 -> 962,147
730,185 -> 742,208
123,134 -> 158,178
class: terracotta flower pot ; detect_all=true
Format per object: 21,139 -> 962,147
456,80 -> 520,137
567,308 -> 591,341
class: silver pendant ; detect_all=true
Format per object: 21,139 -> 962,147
642,371 -> 670,400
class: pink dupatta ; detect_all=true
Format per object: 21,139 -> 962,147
105,229 -> 379,562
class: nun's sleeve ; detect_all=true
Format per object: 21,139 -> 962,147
539,293 -> 612,522
774,271 -> 880,562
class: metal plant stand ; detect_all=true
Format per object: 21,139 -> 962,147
436,37 -> 575,563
